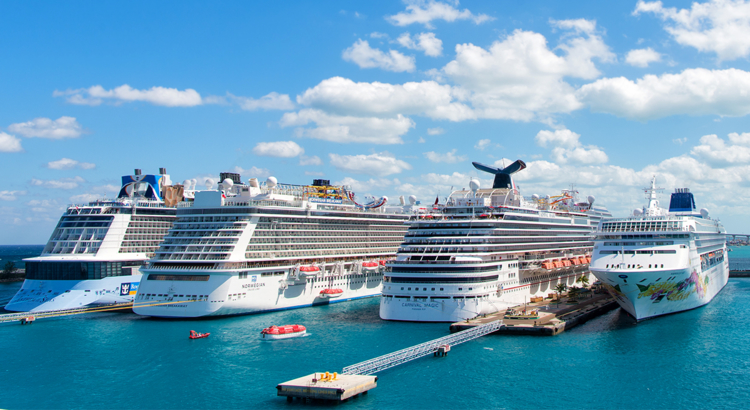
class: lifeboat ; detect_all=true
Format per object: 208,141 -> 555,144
298,265 -> 320,276
261,324 -> 307,340
553,260 -> 564,269
361,261 -> 379,272
570,258 -> 580,265
189,330 -> 210,339
378,260 -> 387,266
541,261 -> 554,270
319,288 -> 344,298
585,256 -> 592,263
562,259 -> 572,267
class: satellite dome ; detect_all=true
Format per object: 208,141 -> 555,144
190,178 -> 197,188
205,178 -> 215,190
700,208 -> 709,218
182,180 -> 190,189
469,178 -> 480,192
222,178 -> 234,188
248,178 -> 259,188
532,194 -> 540,201
399,195 -> 406,206
634,208 -> 643,216
587,195 -> 595,205
408,195 -> 417,205
266,176 -> 278,188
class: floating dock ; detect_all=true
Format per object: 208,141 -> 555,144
449,293 -> 618,336
277,373 -> 377,403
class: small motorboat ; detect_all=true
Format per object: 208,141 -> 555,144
319,288 -> 343,298
189,330 -> 210,339
261,324 -> 307,340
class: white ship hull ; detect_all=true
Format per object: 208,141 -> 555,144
380,272 -> 586,322
4,275 -> 142,312
592,260 -> 728,321
133,270 -> 383,318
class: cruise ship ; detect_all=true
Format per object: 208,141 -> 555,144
5,168 -> 195,312
133,175 -> 418,318
379,160 -> 612,322
590,178 -> 728,321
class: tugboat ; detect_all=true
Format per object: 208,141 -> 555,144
319,288 -> 343,299
260,324 -> 307,340
189,330 -> 210,339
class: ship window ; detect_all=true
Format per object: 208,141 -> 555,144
458,287 -> 463,291
440,288 -> 444,291
661,264 -> 664,268
408,288 -> 411,290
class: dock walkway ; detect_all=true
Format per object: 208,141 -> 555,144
449,293 -> 618,336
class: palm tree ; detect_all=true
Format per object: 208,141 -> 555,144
568,286 -> 579,302
2,261 -> 16,280
554,283 -> 567,306
577,274 -> 590,288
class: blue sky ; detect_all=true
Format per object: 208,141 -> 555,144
3,0 -> 750,244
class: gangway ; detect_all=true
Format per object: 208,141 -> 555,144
0,299 -> 200,324
342,320 -> 503,375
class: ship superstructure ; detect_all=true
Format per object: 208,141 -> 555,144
379,160 -> 612,322
133,175 -> 418,318
590,178 -> 727,321
5,168 -> 194,312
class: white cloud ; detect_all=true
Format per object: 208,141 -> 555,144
0,132 -> 23,153
299,155 -> 323,166
427,127 -> 445,135
535,129 -> 608,165
475,139 -> 491,150
252,141 -> 305,158
30,176 -> 85,190
625,47 -> 662,67
442,24 -> 614,121
280,109 -> 414,144
387,0 -> 493,28
69,193 -> 106,204
418,136 -> 426,143
8,116 -> 83,139
329,152 -> 412,176
0,191 -> 26,201
690,133 -> 750,166
342,39 -> 416,72
674,137 -> 688,145
54,84 -> 203,107
550,18 -> 597,34
231,92 -> 295,111
578,68 -> 750,120
397,32 -> 443,56
231,166 -> 271,179
47,158 -> 95,170
424,149 -> 467,163
634,0 -> 750,61
370,32 -> 389,39
296,77 -> 474,121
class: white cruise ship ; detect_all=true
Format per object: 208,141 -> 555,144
5,168 -> 196,312
590,178 -> 728,321
379,160 -> 612,322
133,175 -> 418,318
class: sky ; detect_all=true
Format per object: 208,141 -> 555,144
2,0 -> 750,244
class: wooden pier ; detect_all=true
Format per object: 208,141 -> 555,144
449,293 -> 618,336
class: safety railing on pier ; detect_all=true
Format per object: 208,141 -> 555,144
0,299 -> 200,324
341,320 -> 504,376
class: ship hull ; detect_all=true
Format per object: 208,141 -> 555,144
133,270 -> 384,318
4,275 -> 141,312
591,260 -> 728,321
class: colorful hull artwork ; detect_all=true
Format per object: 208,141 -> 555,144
597,262 -> 728,321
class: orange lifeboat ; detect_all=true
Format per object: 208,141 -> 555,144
298,265 -> 320,276
570,258 -> 580,265
319,288 -> 344,298
362,261 -> 379,268
553,260 -> 564,269
260,324 -> 307,340
585,256 -> 591,263
189,330 -> 210,339
542,261 -> 554,270
378,260 -> 387,266
562,259 -> 572,267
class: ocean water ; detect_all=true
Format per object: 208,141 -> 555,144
0,247 -> 749,409
0,244 -> 44,270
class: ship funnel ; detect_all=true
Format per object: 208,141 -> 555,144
472,160 -> 526,189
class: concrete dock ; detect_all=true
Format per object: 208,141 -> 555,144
277,373 -> 377,403
449,293 -> 618,336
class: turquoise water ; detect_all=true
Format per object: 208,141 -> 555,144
1,247 -> 750,408
0,245 -> 44,270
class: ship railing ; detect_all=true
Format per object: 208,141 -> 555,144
388,260 -> 489,265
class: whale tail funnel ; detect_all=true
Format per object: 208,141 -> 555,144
472,160 -> 526,189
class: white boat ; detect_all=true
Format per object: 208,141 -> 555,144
318,288 -> 343,299
379,160 -> 612,322
590,178 -> 728,321
133,176 -> 419,318
4,168 -> 198,313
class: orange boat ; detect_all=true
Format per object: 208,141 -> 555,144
319,288 -> 343,298
189,330 -> 210,339
261,324 -> 307,340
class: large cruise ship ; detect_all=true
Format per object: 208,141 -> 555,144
133,175 -> 418,318
379,160 -> 612,322
5,168 -> 195,312
590,178 -> 728,321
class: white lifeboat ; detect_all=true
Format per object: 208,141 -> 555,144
260,324 -> 307,340
319,288 -> 343,299
298,265 -> 320,276
361,261 -> 379,272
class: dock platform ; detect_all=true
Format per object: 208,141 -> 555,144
277,373 -> 377,403
449,293 -> 618,336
